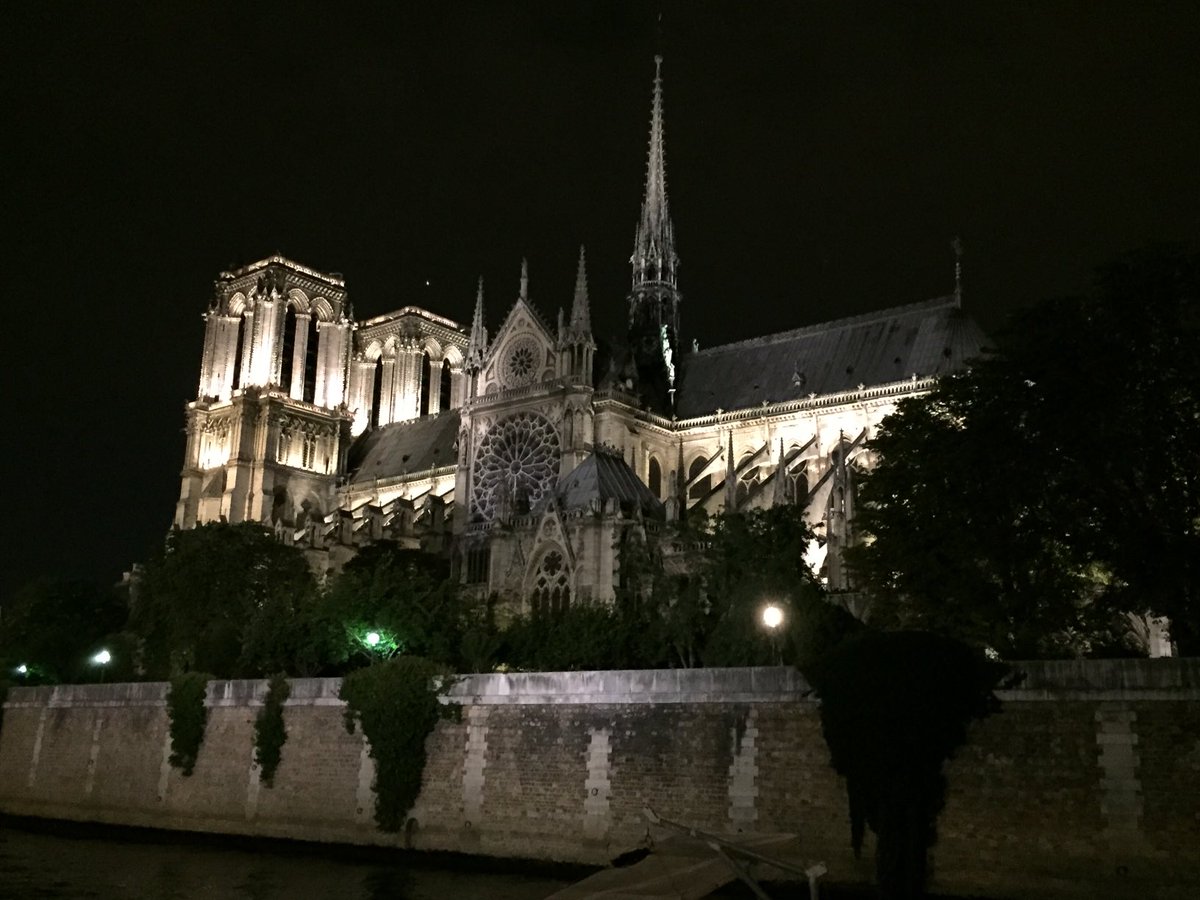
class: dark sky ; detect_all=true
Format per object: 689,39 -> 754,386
3,1 -> 1197,598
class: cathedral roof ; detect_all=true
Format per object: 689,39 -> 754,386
346,409 -> 460,484
674,295 -> 988,418
553,449 -> 665,520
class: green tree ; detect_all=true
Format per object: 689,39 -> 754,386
0,577 -> 129,683
130,522 -> 319,678
851,245 -> 1199,656
319,545 -> 471,669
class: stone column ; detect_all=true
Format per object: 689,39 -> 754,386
379,354 -> 397,426
289,313 -> 311,400
448,366 -> 466,408
426,353 -> 445,414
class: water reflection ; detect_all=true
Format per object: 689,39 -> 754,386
0,825 -> 571,899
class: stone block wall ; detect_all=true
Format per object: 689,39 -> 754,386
1,661 -> 1197,899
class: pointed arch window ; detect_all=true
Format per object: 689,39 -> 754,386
530,549 -> 571,618
648,457 -> 663,499
688,456 -> 710,500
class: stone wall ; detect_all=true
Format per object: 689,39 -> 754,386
1,661 -> 1197,899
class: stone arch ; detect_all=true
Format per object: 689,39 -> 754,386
443,344 -> 464,367
286,288 -> 313,315
362,340 -> 385,363
227,291 -> 248,316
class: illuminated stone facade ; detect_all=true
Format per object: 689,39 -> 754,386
175,58 -> 985,607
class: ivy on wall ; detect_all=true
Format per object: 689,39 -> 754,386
167,672 -> 212,776
806,631 -> 1011,899
340,656 -> 455,832
254,673 -> 290,787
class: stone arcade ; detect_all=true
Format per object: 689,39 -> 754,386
174,58 -> 986,609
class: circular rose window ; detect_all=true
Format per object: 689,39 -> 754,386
502,336 -> 541,387
471,412 -> 560,521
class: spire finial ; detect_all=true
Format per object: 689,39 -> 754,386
467,277 -> 488,368
724,431 -> 737,513
952,236 -> 964,307
519,258 -> 529,302
570,245 -> 591,334
631,56 -> 677,291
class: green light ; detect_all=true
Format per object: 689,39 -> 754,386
365,631 -> 381,648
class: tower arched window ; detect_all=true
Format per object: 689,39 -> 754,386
371,357 -> 384,427
302,316 -> 318,404
280,306 -> 298,392
419,352 -> 432,416
232,315 -> 247,390
648,457 -> 663,499
440,359 -> 452,412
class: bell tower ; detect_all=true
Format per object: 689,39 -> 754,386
176,256 -> 354,533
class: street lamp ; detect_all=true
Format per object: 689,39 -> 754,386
15,664 -> 28,676
761,603 -> 785,665
365,631 -> 381,648
92,648 -> 111,683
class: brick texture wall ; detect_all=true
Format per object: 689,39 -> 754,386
1,662 -> 1196,899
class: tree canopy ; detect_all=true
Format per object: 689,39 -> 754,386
129,522 -> 320,678
850,245 -> 1199,656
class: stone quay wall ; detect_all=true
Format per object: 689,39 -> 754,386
1,660 -> 1197,899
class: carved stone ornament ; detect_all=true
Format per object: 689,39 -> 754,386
470,411 -> 560,521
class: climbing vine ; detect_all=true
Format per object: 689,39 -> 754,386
254,673 -> 290,787
340,656 -> 455,832
167,672 -> 212,776
805,631 -> 1010,899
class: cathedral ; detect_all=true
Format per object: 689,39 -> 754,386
174,58 -> 986,611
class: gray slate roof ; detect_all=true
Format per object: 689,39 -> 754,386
347,409 -> 460,484
553,450 -> 665,520
675,296 -> 988,418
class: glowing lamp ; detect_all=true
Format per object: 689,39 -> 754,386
365,631 -> 381,648
93,649 -> 112,666
761,604 -> 784,630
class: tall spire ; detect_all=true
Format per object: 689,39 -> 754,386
569,245 -> 591,335
519,257 -> 529,302
631,55 -> 677,291
466,277 -> 488,369
724,431 -> 737,513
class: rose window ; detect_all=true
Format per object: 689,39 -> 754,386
502,336 -> 541,387
471,412 -> 560,521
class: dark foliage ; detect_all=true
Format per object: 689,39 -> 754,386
130,523 -> 319,678
253,673 -> 291,787
851,245 -> 1199,656
339,656 -> 454,831
806,631 -> 1010,899
0,577 -> 128,683
167,671 -> 211,776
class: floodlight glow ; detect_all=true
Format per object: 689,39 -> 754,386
761,604 -> 784,630
16,664 -> 28,675
93,649 -> 112,665
365,631 -> 381,647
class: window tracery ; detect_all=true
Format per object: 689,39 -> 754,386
530,548 -> 571,617
470,412 -> 560,521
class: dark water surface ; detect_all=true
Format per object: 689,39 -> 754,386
0,823 -> 576,900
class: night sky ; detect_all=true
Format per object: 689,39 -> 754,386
3,2 -> 1197,598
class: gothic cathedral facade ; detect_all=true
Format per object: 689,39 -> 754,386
175,58 -> 986,611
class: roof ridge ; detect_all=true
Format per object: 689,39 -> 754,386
690,294 -> 959,357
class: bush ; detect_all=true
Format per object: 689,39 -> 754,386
340,656 -> 454,831
806,631 -> 1010,899
167,672 -> 212,776
254,673 -> 290,787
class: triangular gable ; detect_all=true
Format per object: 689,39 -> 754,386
479,296 -> 559,392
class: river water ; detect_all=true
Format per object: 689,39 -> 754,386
0,822 -> 577,900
